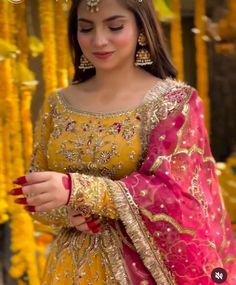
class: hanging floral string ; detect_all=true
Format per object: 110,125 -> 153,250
39,0 -> 58,97
55,0 -> 69,88
15,1 -> 34,170
0,118 -> 8,224
0,0 -> 9,225
170,0 -> 184,80
194,0 -> 210,130
0,1 -> 40,284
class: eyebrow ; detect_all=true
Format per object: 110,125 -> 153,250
78,15 -> 126,23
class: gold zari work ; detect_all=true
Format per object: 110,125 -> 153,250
29,78 -> 208,284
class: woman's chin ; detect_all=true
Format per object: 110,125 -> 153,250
94,63 -> 118,72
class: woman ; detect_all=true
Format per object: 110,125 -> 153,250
10,0 -> 236,284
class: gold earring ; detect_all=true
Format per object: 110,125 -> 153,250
78,54 -> 95,71
135,33 -> 153,66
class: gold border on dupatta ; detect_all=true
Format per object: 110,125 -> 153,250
107,180 -> 177,285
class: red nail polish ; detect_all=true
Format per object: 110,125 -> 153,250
15,198 -> 28,205
87,219 -> 98,230
24,206 -> 35,212
8,188 -> 23,195
91,225 -> 101,234
13,176 -> 27,185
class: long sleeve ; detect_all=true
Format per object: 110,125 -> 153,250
29,94 -> 71,227
67,87 -> 236,284
68,173 -> 119,219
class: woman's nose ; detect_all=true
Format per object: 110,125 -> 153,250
92,29 -> 108,47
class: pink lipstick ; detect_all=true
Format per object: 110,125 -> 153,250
93,51 -> 114,59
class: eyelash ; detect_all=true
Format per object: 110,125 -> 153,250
79,25 -> 124,33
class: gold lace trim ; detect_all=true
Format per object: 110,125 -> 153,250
100,226 -> 131,285
140,208 -> 196,236
108,180 -> 177,285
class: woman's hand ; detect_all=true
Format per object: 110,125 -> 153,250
69,210 -> 101,234
9,172 -> 71,212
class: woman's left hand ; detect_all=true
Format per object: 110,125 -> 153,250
9,172 -> 71,212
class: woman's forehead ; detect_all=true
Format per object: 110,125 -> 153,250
77,0 -> 130,17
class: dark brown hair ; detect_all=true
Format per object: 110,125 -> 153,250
68,0 -> 176,83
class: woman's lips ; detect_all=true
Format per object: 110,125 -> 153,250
93,51 -> 114,59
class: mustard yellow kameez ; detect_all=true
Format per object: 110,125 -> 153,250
30,90 -> 147,285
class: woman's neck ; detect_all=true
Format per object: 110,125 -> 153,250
92,65 -> 151,93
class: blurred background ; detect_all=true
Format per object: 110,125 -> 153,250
0,0 -> 235,284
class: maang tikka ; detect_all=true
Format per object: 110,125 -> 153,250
86,0 -> 143,13
86,0 -> 101,13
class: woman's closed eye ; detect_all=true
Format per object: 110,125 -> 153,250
79,27 -> 93,33
79,25 -> 124,33
109,25 -> 124,31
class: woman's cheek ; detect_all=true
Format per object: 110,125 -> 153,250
114,30 -> 137,48
77,34 -> 91,49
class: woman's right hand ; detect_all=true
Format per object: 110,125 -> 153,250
69,210 -> 101,234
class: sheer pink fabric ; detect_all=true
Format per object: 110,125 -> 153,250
119,90 -> 236,284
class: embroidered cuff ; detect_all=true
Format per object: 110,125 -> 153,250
67,173 -> 119,219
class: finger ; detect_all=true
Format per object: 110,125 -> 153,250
24,206 -> 36,212
67,208 -> 77,216
75,223 -> 90,231
91,214 -> 100,220
90,225 -> 101,234
26,193 -> 52,207
68,208 -> 85,217
32,202 -> 55,212
22,182 -> 48,197
15,197 -> 28,205
75,219 -> 101,231
8,187 -> 23,196
87,219 -> 100,230
13,176 -> 27,185
14,172 -> 53,186
70,215 -> 86,226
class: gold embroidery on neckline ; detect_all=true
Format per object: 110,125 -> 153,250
57,79 -> 163,117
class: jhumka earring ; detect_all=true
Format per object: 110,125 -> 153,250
135,32 -> 153,66
78,54 -> 95,71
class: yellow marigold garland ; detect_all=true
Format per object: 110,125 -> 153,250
170,0 -> 184,81
0,1 -> 40,284
0,118 -> 8,224
55,0 -> 69,88
14,1 -> 34,170
39,0 -> 58,97
20,86 -> 34,170
0,0 -> 9,225
194,0 -> 210,130
0,0 -> 12,226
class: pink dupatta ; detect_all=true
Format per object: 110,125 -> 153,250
109,87 -> 236,284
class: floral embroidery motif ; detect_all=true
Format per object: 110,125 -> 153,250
46,94 -> 145,180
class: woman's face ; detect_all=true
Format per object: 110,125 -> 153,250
77,0 -> 139,71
